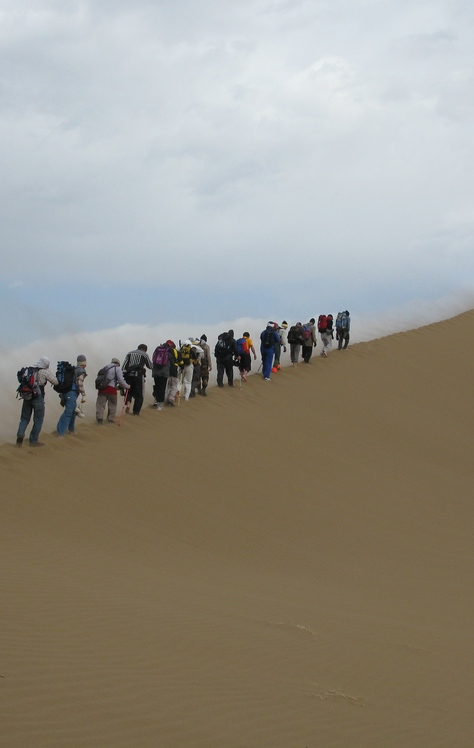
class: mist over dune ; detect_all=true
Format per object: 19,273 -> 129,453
1,289 -> 474,445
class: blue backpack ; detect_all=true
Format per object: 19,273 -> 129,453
236,338 -> 249,355
336,312 -> 349,331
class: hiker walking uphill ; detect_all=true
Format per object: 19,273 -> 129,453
122,344 -> 152,415
319,314 -> 334,357
287,322 -> 305,365
271,321 -> 288,372
56,355 -> 87,437
151,342 -> 173,409
164,341 -> 179,406
95,358 -> 129,423
336,310 -> 351,350
190,341 -> 204,398
301,318 -> 318,363
197,335 -> 212,396
260,323 -> 280,381
177,340 -> 195,401
214,330 -> 238,387
16,357 -> 58,447
237,332 -> 256,382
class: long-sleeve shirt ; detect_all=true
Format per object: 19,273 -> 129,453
123,349 -> 153,376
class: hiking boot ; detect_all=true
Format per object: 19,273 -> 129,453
97,419 -> 103,424
16,436 -> 23,447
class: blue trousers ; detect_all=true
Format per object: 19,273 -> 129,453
17,396 -> 45,444
261,347 -> 274,378
57,390 -> 79,436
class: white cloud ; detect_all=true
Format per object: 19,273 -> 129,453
0,0 -> 473,308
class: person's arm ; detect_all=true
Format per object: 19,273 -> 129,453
116,366 -> 130,389
44,370 -> 59,387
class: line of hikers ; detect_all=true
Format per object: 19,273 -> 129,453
15,312 -> 350,446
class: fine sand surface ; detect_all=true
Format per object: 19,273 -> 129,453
1,311 -> 473,747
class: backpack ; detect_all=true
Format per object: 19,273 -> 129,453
53,361 -> 76,393
261,329 -> 274,348
215,335 -> 230,357
287,326 -> 298,344
16,366 -> 40,400
95,364 -> 116,390
152,345 -> 169,366
236,337 -> 249,355
180,344 -> 192,366
302,323 -> 312,341
336,312 -> 348,331
317,314 -> 327,332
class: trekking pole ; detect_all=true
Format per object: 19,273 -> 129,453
257,361 -> 262,374
119,389 -> 129,427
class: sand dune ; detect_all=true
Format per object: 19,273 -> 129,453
1,311 -> 473,747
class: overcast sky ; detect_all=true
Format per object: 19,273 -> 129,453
2,0 -> 474,346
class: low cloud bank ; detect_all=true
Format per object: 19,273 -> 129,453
2,290 -> 473,445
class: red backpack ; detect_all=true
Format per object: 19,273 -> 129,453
317,314 -> 327,332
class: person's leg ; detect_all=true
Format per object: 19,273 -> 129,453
130,377 -> 143,414
262,348 -> 273,378
96,392 -> 107,421
107,393 -> 118,421
225,357 -> 234,386
155,376 -> 167,407
182,366 -> 193,400
216,361 -> 225,386
190,365 -> 200,396
17,399 -> 33,443
152,377 -> 160,404
57,391 -> 78,435
29,396 -> 45,443
166,376 -> 178,404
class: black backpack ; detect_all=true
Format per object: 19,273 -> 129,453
261,329 -> 274,348
53,361 -> 76,393
95,364 -> 116,390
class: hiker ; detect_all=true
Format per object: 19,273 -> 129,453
272,321 -> 288,372
189,341 -> 204,398
336,310 -> 351,350
57,355 -> 87,437
16,357 -> 58,447
287,323 -> 305,365
197,334 -> 212,396
178,339 -> 195,401
164,341 -> 180,406
260,323 -> 280,381
237,332 -> 256,382
214,330 -> 238,387
122,344 -> 152,415
319,314 -> 334,357
301,318 -> 318,363
152,343 -> 173,410
95,358 -> 129,423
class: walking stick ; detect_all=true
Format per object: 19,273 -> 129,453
119,389 -> 129,426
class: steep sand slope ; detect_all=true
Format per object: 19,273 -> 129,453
1,311 -> 473,747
